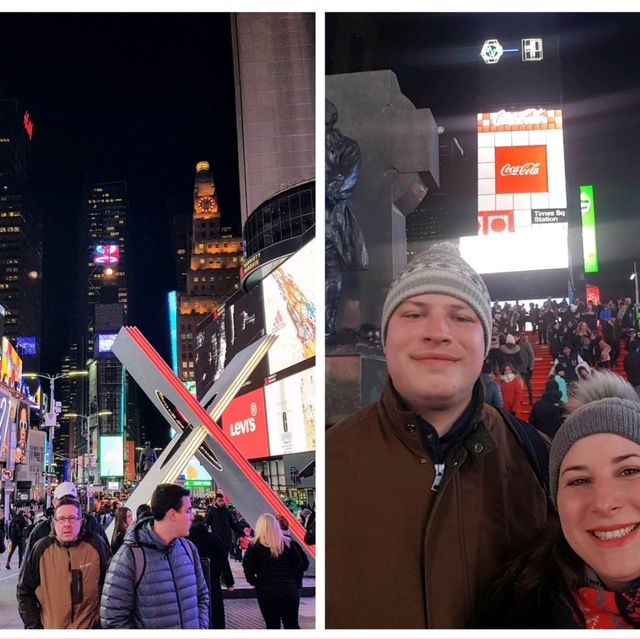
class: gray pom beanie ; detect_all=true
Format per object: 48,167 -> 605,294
381,242 -> 492,355
550,387 -> 640,507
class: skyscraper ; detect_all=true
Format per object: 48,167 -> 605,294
0,99 -> 42,371
176,161 -> 242,387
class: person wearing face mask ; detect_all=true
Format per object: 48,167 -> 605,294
474,370 -> 640,628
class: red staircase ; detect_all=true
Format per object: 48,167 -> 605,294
516,333 -> 629,420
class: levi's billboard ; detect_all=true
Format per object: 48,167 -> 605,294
221,387 -> 269,459
495,145 -> 548,194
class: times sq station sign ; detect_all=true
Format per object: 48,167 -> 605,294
459,107 -> 568,275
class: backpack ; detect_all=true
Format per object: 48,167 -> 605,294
125,537 -> 195,589
495,406 -> 550,497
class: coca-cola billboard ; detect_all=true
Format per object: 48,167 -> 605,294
495,145 -> 548,194
221,387 -> 269,460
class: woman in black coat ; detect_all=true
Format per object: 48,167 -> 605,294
242,513 -> 305,629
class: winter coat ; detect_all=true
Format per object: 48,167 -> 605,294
500,376 -> 523,418
188,519 -> 234,588
481,374 -> 503,409
100,518 -> 209,629
499,344 -> 523,370
624,351 -> 640,387
9,513 -> 29,543
242,540 -> 305,589
205,505 -> 239,549
17,526 -> 111,629
326,377 -> 549,629
516,340 -> 535,374
528,390 -> 564,439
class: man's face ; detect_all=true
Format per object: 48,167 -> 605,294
563,347 -> 571,357
215,496 -> 225,508
172,496 -> 194,539
53,504 -> 83,543
384,293 -> 485,418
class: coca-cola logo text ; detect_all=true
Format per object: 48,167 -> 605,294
490,108 -> 547,127
499,162 -> 541,177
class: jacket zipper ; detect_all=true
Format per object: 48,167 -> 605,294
431,463 -> 445,491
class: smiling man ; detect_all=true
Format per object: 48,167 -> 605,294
326,242 -> 550,628
17,496 -> 111,629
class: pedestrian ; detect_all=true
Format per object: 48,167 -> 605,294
474,371 -> 640,628
135,502 -> 153,520
480,360 -> 503,409
100,483 -> 209,629
205,492 -> 243,559
517,333 -> 536,405
326,242 -> 549,628
109,506 -> 132,555
5,509 -> 28,570
242,513 -> 305,629
528,379 -> 564,439
188,514 -> 234,629
0,507 -> 6,561
500,364 -> 524,419
23,482 -> 108,565
17,496 -> 111,629
623,340 -> 640,398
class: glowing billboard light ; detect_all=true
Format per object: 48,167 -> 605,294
100,435 -> 124,477
168,291 -> 178,376
461,108 -> 568,275
93,244 -> 120,265
580,185 -> 599,273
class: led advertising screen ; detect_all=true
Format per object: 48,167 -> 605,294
221,386 -> 270,460
1,337 -> 22,388
99,435 -> 124,477
93,244 -> 120,265
16,337 -> 37,356
0,387 -> 12,464
460,108 -> 568,274
97,333 -> 118,354
264,367 -> 315,456
14,403 -> 29,465
580,185 -> 599,273
262,239 -> 316,375
194,311 -> 224,403
182,456 -> 213,488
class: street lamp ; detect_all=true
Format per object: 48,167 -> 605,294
66,410 -> 112,511
630,261 -> 639,307
22,370 -> 88,507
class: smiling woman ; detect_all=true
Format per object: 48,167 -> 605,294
474,370 -> 640,629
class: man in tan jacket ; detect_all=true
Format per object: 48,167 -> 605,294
17,496 -> 111,628
326,243 -> 549,628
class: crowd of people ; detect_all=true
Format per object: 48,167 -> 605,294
327,241 -> 640,630
1,481 -> 313,629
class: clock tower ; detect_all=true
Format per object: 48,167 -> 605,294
176,161 -> 243,386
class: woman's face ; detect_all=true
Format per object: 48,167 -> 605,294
503,365 -> 512,375
557,433 -> 640,591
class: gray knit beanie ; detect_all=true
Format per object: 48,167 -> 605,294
549,370 -> 640,506
381,242 -> 492,355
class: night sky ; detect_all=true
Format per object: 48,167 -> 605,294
0,13 -> 241,386
327,12 -> 640,300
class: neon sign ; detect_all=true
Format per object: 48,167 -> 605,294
23,112 -> 34,140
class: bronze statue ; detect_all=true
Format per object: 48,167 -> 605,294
138,441 -> 157,477
325,99 -> 368,340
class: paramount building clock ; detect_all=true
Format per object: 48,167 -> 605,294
196,195 -> 217,214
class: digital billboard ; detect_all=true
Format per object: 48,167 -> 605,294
14,403 -> 29,465
100,435 -> 124,477
2,337 -> 22,387
93,244 -> 120,265
221,386 -> 270,460
0,387 -> 12,464
460,108 -> 568,274
16,337 -> 37,356
580,185 -> 599,273
262,239 -> 316,375
97,333 -> 118,354
264,367 -> 315,456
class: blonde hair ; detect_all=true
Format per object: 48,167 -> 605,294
253,513 -> 290,557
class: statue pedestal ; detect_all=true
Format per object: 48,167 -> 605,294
325,346 -> 387,426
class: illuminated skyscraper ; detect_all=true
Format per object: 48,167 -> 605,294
0,99 -> 42,371
176,162 -> 242,387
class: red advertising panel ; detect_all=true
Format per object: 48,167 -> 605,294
585,285 -> 601,306
221,387 -> 270,459
125,439 -> 136,482
495,145 -> 548,194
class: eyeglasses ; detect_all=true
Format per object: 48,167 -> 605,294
54,516 -> 81,523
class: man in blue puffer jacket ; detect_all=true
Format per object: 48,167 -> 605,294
100,484 -> 209,629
